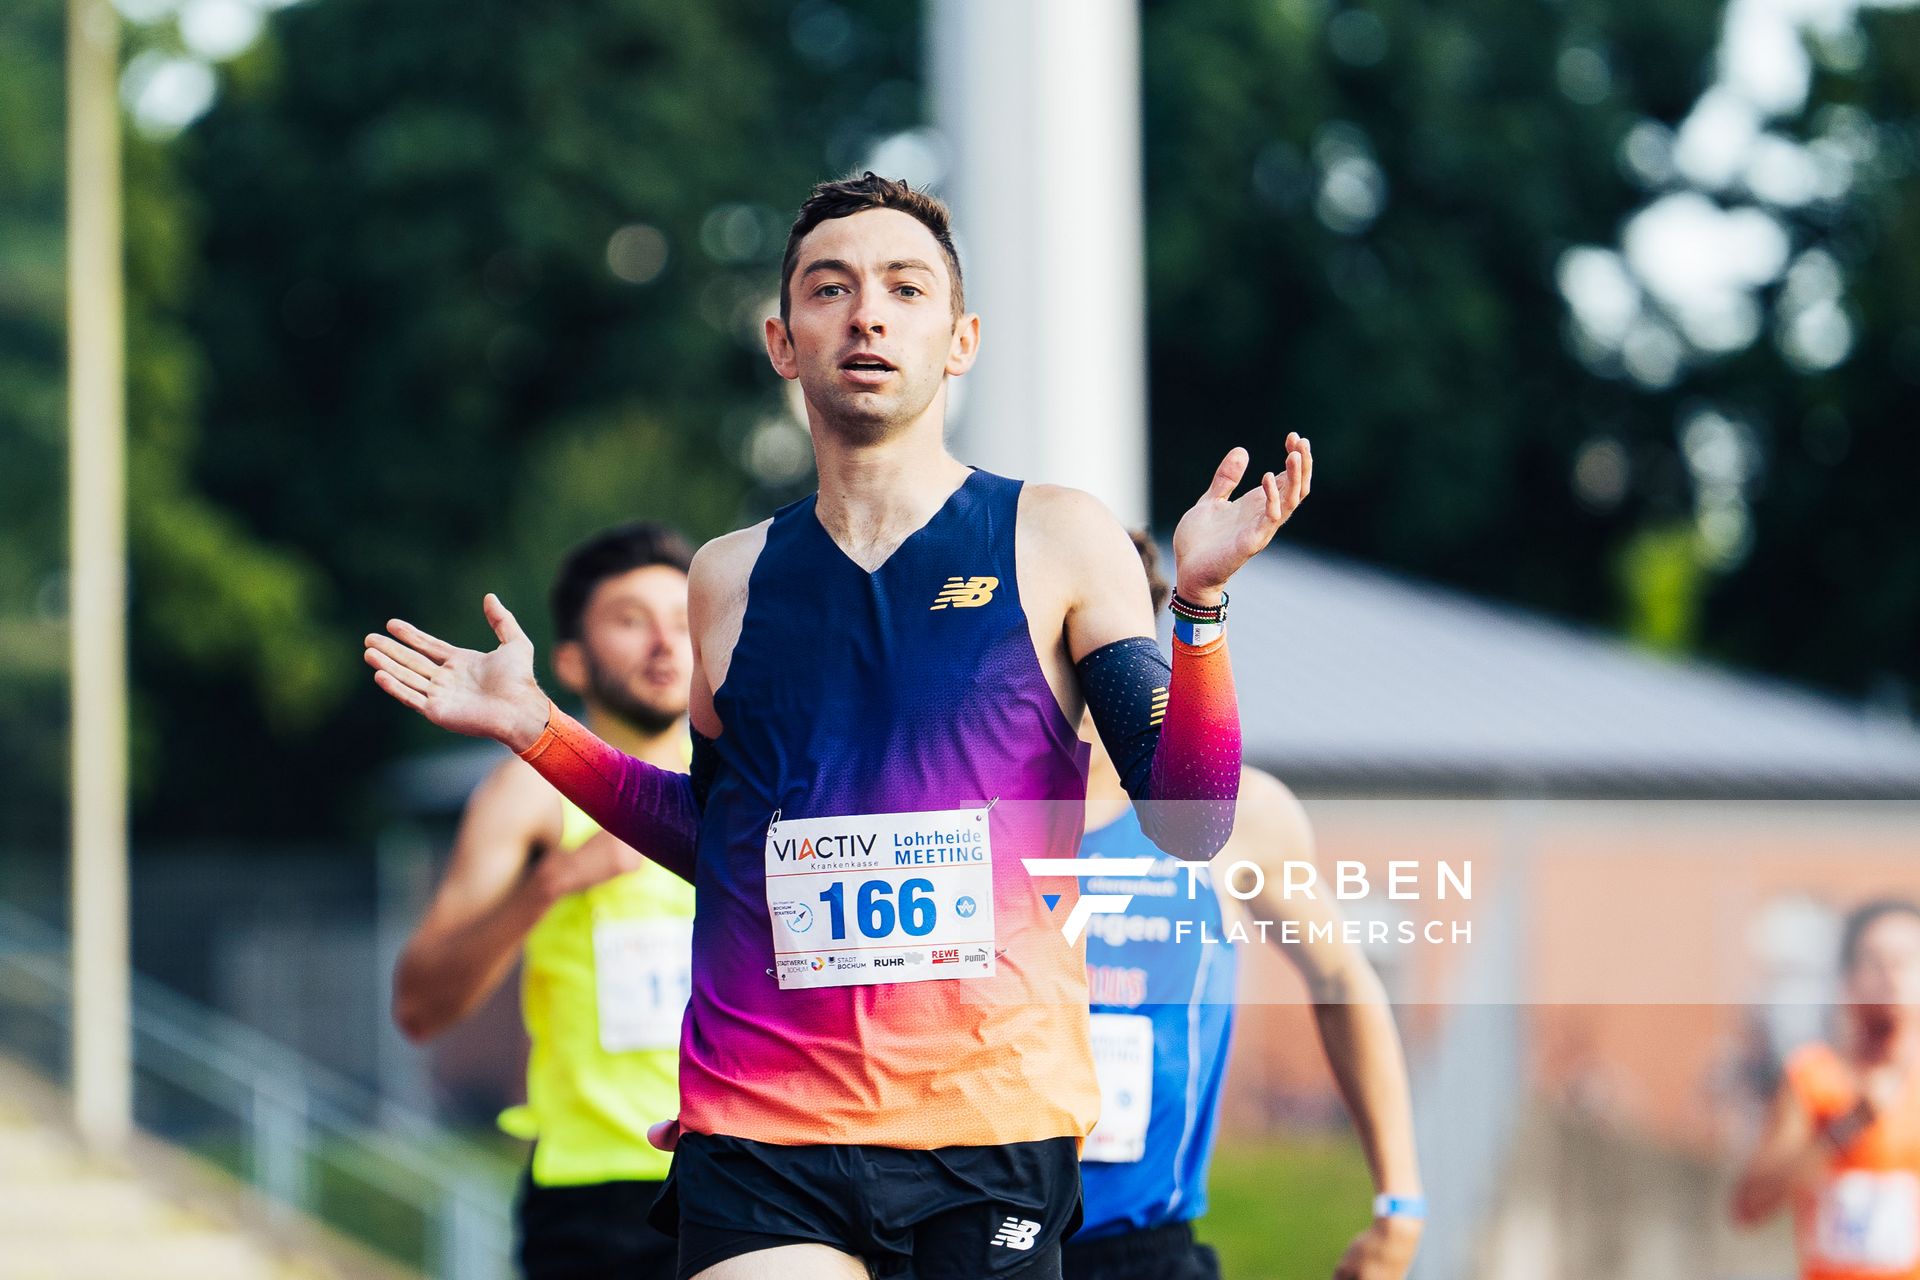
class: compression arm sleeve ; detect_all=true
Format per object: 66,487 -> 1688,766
516,702 -> 708,884
1077,633 -> 1242,859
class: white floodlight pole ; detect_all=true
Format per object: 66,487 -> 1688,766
67,0 -> 133,1151
929,0 -> 1150,527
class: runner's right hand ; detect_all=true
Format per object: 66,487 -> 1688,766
363,593 -> 552,753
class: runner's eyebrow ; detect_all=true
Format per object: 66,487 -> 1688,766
798,258 -> 937,279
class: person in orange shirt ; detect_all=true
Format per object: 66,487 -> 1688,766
1734,899 -> 1920,1279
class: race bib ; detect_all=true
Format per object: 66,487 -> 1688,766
592,918 -> 693,1052
1083,1012 -> 1154,1163
1812,1170 -> 1920,1269
765,807 -> 996,990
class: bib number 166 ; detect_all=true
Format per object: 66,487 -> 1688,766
818,877 -> 937,940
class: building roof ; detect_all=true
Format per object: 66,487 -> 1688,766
1209,544 -> 1920,797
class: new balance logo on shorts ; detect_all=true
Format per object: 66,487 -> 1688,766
990,1216 -> 1042,1251
929,575 -> 998,610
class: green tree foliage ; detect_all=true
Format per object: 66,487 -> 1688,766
0,0 -> 70,851
163,0 -> 917,837
1140,0 -> 1920,706
10,0 -> 1915,849
1706,13 -> 1920,701
2,0 -> 335,849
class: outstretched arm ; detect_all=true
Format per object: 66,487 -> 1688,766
1230,771 -> 1421,1279
363,592 -> 702,878
391,760 -> 558,1042
1063,438 -> 1312,859
513,704 -> 707,882
391,761 -> 669,1041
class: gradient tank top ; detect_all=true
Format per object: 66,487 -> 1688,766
678,468 -> 1099,1148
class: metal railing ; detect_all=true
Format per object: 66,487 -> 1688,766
0,899 -> 516,1278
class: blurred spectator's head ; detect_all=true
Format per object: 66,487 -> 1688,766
1129,528 -> 1170,616
779,172 -> 964,324
548,523 -> 695,734
1841,899 -> 1920,1027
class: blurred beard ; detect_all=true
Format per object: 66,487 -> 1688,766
586,662 -> 684,736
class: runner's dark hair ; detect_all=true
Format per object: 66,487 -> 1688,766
550,522 -> 695,642
780,172 -> 964,323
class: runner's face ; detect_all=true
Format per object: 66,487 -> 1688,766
770,208 -> 975,442
574,566 -> 691,734
1847,913 -> 1920,1018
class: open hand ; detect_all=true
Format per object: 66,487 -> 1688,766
1171,436 -> 1312,602
363,594 -> 551,752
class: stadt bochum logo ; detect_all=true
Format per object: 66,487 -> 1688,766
1019,856 -> 1156,943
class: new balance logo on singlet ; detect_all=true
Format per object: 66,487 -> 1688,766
990,1217 -> 1042,1251
929,575 -> 998,610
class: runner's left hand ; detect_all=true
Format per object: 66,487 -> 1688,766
1332,1215 -> 1420,1280
1171,436 -> 1312,604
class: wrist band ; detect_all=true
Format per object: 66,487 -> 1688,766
1170,591 -> 1227,646
1172,615 -> 1225,646
1373,1193 -> 1427,1220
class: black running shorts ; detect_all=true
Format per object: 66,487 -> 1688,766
1061,1220 -> 1221,1280
516,1173 -> 678,1280
649,1132 -> 1082,1280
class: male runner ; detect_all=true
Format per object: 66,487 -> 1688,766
392,523 -> 696,1280
1734,899 -> 1920,1280
364,173 -> 1313,1280
1067,535 -> 1421,1280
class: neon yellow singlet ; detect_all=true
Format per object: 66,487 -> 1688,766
502,792 -> 695,1186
